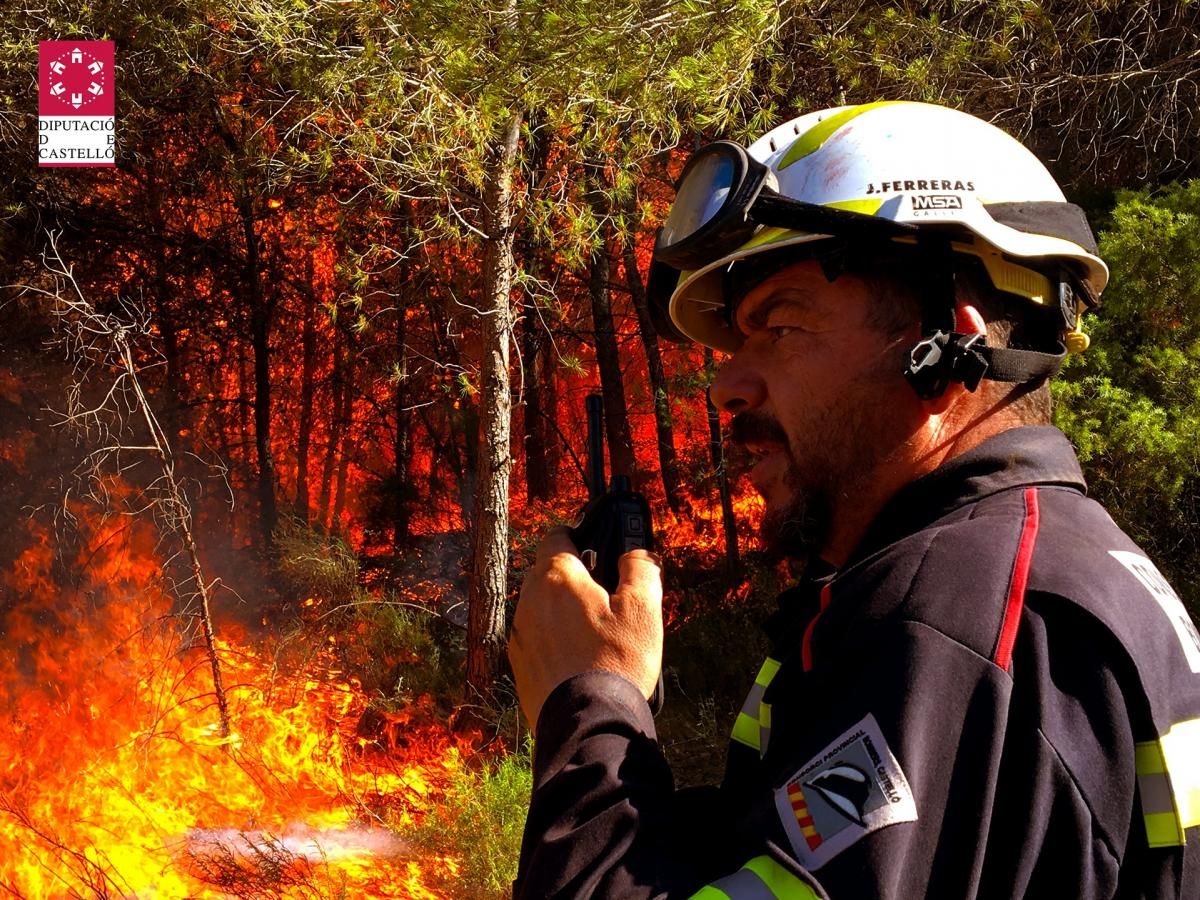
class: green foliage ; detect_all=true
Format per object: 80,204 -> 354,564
656,561 -> 779,786
272,519 -> 463,705
252,0 -> 784,262
558,354 -> 587,378
1054,180 -> 1200,611
271,595 -> 462,717
412,746 -> 533,900
758,1 -> 1200,184
273,516 -> 361,599
355,601 -> 462,706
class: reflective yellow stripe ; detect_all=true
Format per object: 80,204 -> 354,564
732,711 -> 761,750
1162,718 -> 1200,829
744,856 -> 820,898
732,658 -> 782,753
739,226 -> 795,252
1135,717 -> 1200,847
1135,741 -> 1167,775
826,198 -> 884,215
1144,811 -> 1186,849
756,658 -> 781,687
777,101 -> 911,170
689,855 -> 821,899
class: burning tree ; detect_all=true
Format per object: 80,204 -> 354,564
17,232 -> 233,738
0,240 -> 474,895
298,0 -> 781,704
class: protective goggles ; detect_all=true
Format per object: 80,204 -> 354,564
646,140 -> 918,342
653,140 -> 915,271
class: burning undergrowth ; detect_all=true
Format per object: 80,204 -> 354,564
0,295 -> 771,896
0,507 -> 467,898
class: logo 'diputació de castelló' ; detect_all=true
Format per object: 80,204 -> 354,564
38,41 -> 116,167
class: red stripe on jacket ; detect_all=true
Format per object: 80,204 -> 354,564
994,487 -> 1041,671
801,582 -> 833,672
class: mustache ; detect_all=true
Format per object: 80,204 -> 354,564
729,411 -> 789,449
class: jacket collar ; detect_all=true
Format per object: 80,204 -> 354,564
847,425 -> 1086,567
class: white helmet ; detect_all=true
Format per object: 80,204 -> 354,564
654,101 -> 1107,375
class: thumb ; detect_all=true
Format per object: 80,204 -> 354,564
611,549 -> 663,616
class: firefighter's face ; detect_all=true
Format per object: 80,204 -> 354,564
710,259 -> 919,563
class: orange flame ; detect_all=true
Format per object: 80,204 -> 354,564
0,512 -> 463,897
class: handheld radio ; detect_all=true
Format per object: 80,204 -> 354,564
568,394 -> 665,714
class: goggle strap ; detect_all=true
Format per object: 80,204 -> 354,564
752,192 -> 918,241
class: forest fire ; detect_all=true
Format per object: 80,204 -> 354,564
1,2 -> 1196,896
0,509 -> 462,897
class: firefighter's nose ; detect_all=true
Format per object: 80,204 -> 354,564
710,357 -> 766,416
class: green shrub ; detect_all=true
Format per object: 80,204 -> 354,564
1056,179 -> 1200,613
273,516 -> 360,600
355,600 -> 462,706
412,746 -> 533,900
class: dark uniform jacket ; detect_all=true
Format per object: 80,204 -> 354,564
513,427 -> 1200,899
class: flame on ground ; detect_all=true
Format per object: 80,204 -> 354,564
0,512 -> 463,898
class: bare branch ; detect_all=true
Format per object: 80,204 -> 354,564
18,231 -> 233,739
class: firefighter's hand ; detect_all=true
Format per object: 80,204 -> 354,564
508,526 -> 663,729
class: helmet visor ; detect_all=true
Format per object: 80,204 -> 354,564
661,151 -> 738,247
655,142 -> 767,269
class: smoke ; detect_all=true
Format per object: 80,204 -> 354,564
187,824 -> 411,862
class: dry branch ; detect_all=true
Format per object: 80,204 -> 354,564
9,231 -> 232,738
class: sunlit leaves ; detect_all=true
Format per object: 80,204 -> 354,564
761,0 -> 1199,184
455,371 -> 478,398
558,354 -> 586,378
1054,179 -> 1200,608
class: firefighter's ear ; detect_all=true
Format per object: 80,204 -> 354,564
922,301 -> 987,415
954,301 -> 987,338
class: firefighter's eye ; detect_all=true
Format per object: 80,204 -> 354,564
769,325 -> 798,341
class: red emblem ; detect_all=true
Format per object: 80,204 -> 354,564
39,41 -> 114,117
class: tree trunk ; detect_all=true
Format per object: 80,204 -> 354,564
158,310 -> 184,439
705,348 -> 740,580
237,343 -> 252,474
210,99 -> 275,549
332,347 -> 354,532
318,334 -> 344,530
116,336 -> 231,738
623,225 -> 686,513
584,160 -> 637,483
426,298 -> 475,532
543,342 -> 560,495
296,274 -> 317,524
211,354 -> 237,553
146,176 -> 184,443
456,395 -> 480,534
242,194 -> 277,550
466,112 -> 522,707
393,296 -> 414,550
519,119 -> 553,505
521,311 -> 550,502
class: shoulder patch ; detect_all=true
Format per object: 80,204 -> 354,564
774,713 -> 917,869
1109,550 -> 1200,674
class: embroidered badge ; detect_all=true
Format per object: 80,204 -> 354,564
775,713 -> 917,869
1110,550 -> 1200,674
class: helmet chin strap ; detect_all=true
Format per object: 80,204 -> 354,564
902,235 -> 1067,400
903,330 -> 1067,400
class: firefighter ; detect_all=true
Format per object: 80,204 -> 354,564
507,101 -> 1200,899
